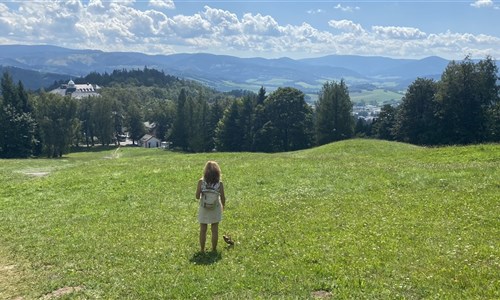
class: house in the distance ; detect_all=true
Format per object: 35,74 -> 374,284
50,80 -> 100,99
138,134 -> 161,148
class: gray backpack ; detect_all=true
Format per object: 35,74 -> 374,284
201,188 -> 219,210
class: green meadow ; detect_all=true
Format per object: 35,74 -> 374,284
1,140 -> 499,299
350,89 -> 404,106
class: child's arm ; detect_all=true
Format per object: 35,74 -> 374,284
219,182 -> 226,207
195,179 -> 202,199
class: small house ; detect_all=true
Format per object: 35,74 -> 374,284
138,134 -> 161,148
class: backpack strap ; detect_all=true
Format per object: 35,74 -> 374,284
202,188 -> 220,195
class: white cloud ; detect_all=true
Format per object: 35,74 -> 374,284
87,0 -> 106,13
149,0 -> 175,10
471,0 -> 493,8
307,9 -> 323,15
169,14 -> 212,38
0,3 -> 9,13
372,26 -> 427,40
334,4 -> 360,12
242,13 -> 281,36
0,1 -> 498,59
110,0 -> 135,6
328,19 -> 365,33
201,6 -> 241,35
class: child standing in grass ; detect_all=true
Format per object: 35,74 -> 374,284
196,161 -> 226,253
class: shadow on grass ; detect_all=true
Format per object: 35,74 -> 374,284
189,251 -> 222,265
69,145 -> 119,153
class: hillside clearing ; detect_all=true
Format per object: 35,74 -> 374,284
0,140 -> 499,299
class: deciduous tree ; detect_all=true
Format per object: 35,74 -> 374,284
393,78 -> 438,145
264,87 -> 313,152
34,93 -> 78,157
435,57 -> 498,144
315,80 -> 354,145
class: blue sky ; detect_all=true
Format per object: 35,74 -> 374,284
0,0 -> 498,59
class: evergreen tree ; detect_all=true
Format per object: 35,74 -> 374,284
257,86 -> 266,106
188,91 -> 211,152
354,118 -> 372,137
239,94 -> 256,151
315,80 -> 354,145
215,100 -> 243,152
372,104 -> 397,141
0,72 -> 37,158
171,89 -> 189,150
487,101 -> 500,142
252,88 -> 268,151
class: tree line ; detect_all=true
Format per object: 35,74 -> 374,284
0,57 -> 498,158
366,56 -> 499,145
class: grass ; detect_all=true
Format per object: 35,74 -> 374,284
350,89 -> 404,105
0,140 -> 499,299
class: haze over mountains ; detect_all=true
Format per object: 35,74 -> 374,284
0,44 -> 461,93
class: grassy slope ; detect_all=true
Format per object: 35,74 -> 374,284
349,89 -> 404,105
0,140 -> 499,299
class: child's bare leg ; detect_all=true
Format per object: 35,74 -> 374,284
211,222 -> 219,252
199,223 -> 208,252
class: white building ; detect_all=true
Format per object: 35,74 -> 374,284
50,80 -> 101,99
138,134 -> 161,148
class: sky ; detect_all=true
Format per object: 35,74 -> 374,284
0,0 -> 499,60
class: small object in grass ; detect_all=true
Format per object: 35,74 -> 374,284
223,234 -> 234,245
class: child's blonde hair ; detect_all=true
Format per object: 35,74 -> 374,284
203,161 -> 221,185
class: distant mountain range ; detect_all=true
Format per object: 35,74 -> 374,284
0,44 -> 465,93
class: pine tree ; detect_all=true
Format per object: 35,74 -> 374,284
239,95 -> 256,151
0,72 -> 37,158
188,91 -> 211,152
171,89 -> 189,150
257,86 -> 266,106
215,100 -> 243,152
372,104 -> 397,141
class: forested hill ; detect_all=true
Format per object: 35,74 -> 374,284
0,65 -> 69,90
80,68 -> 180,87
49,67 -> 196,89
0,44 -> 455,93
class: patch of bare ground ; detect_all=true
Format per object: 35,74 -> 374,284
41,286 -> 83,299
0,261 -> 23,299
23,172 -> 50,177
311,290 -> 333,299
104,146 -> 121,159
